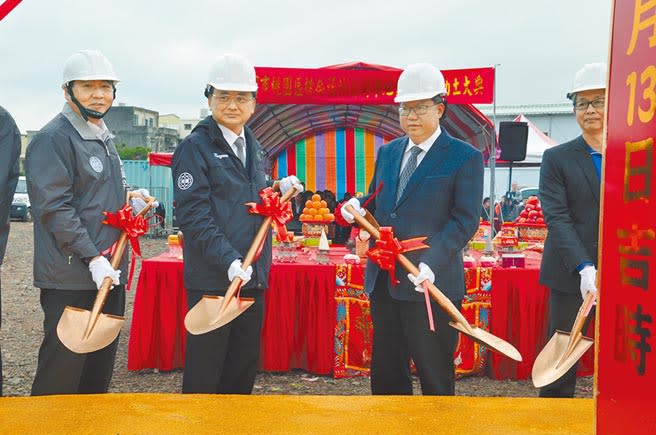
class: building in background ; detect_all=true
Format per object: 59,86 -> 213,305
159,112 -> 203,140
104,104 -> 178,152
476,103 -> 577,144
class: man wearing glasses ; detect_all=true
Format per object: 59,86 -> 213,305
341,63 -> 483,395
538,63 -> 606,397
172,54 -> 301,394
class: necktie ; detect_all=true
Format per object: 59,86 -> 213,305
396,146 -> 423,202
234,137 -> 246,167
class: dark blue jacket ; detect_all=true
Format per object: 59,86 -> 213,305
363,130 -> 484,302
172,117 -> 270,293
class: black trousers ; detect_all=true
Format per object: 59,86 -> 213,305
182,289 -> 264,394
539,288 -> 594,398
369,274 -> 461,396
31,287 -> 125,396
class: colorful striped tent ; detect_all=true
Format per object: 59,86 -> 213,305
273,127 -> 393,198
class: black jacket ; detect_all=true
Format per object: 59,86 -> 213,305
539,136 -> 600,292
172,117 -> 270,292
25,105 -> 127,290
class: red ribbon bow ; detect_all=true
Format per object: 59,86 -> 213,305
247,187 -> 293,243
103,204 -> 149,290
366,226 -> 429,286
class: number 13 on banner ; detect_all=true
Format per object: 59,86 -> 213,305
626,65 -> 656,127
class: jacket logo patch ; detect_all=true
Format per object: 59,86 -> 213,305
177,172 -> 194,190
89,156 -> 104,173
214,153 -> 229,159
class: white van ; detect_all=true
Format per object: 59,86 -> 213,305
10,176 -> 31,222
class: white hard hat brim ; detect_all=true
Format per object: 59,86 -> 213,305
208,81 -> 257,92
394,91 -> 441,103
63,74 -> 120,85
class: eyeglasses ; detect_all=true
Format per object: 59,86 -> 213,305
574,98 -> 605,111
213,94 -> 254,105
398,104 -> 437,117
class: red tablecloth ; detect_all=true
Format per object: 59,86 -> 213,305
128,249 -> 595,380
260,249 -> 350,374
128,248 -> 349,374
488,261 -> 595,380
127,254 -> 187,371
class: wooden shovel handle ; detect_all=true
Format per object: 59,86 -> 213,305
221,187 -> 298,300
344,204 -> 473,333
86,197 -> 157,338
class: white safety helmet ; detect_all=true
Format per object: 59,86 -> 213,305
567,62 -> 607,100
394,63 -> 446,103
62,49 -> 120,86
206,54 -> 258,93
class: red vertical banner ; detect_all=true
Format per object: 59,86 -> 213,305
597,1 -> 656,434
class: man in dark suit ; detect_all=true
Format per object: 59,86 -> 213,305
538,63 -> 606,398
172,54 -> 301,394
341,63 -> 483,395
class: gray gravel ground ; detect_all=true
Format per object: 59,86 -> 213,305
0,221 -> 593,397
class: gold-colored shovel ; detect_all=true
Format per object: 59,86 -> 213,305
531,291 -> 595,388
57,194 -> 157,354
185,187 -> 297,335
345,204 -> 523,362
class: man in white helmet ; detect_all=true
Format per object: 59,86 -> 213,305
172,53 -> 302,394
25,50 -> 128,395
538,62 -> 606,398
341,63 -> 483,395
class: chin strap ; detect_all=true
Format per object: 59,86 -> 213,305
66,82 -> 116,121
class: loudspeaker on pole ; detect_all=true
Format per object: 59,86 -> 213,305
498,121 -> 529,161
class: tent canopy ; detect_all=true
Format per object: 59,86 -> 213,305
148,61 -> 495,167
251,62 -> 494,163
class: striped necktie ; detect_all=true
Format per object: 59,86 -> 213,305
396,146 -> 422,202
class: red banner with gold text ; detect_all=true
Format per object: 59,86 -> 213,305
254,66 -> 494,105
597,1 -> 656,433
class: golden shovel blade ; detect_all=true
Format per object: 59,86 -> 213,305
531,330 -> 594,388
184,295 -> 255,335
56,306 -> 125,354
449,321 -> 523,362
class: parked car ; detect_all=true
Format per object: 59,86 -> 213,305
10,176 -> 31,222
519,187 -> 539,201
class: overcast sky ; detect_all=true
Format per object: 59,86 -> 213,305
0,0 -> 612,133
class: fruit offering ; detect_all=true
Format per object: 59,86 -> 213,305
299,193 -> 335,223
515,196 -> 545,225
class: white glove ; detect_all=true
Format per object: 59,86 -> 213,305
579,265 -> 598,300
228,259 -> 253,285
340,197 -> 365,224
88,256 -> 121,290
357,229 -> 370,241
131,188 -> 159,214
408,262 -> 435,293
279,175 -> 304,197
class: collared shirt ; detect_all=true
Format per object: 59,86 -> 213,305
217,123 -> 246,157
587,145 -> 602,181
86,119 -> 111,142
399,126 -> 442,174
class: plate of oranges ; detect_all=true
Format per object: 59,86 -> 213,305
299,193 -> 335,223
